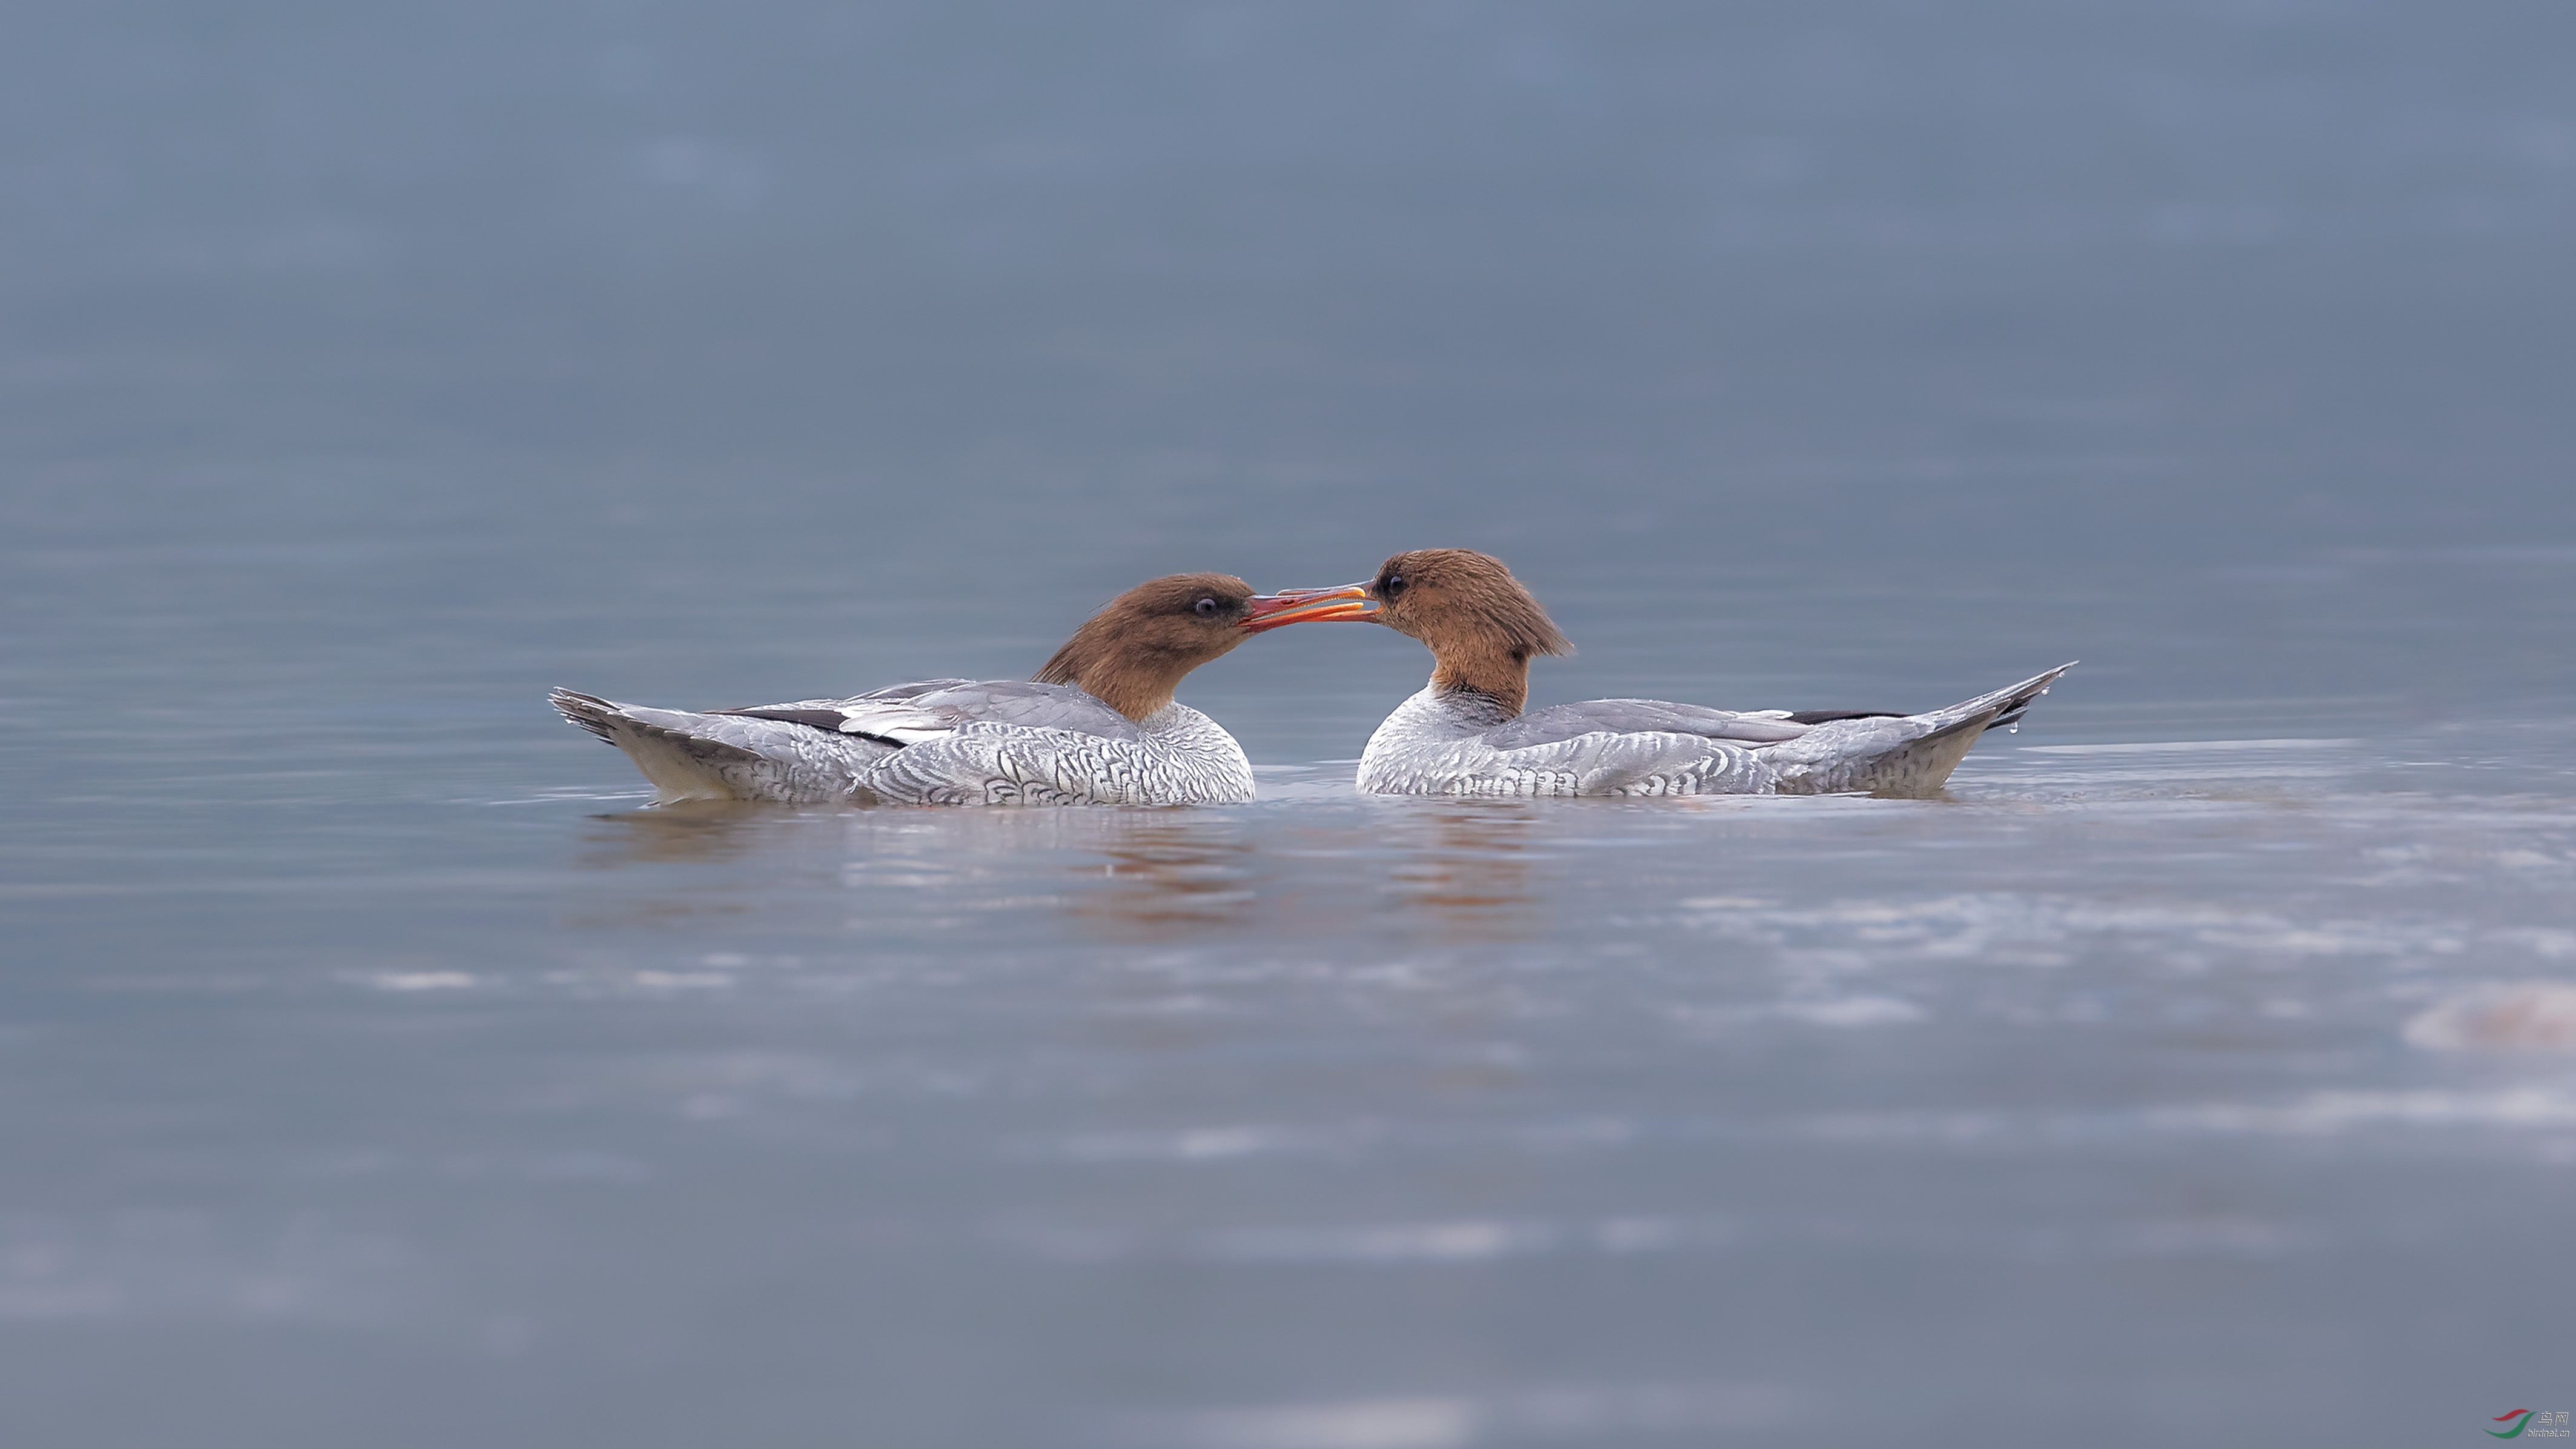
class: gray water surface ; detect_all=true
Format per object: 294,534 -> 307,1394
8,4 -> 2576,1447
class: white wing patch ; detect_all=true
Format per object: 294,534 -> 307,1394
814,701 -> 962,744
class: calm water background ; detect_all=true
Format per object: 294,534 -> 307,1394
6,4 -> 2575,1445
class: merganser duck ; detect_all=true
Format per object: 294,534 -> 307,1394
1243,548 -> 2074,798
553,573 -> 1273,805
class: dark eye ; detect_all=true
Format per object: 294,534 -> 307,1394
1379,574 -> 1407,599
1193,596 -> 1220,617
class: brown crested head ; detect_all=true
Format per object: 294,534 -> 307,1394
1367,548 -> 1572,715
1034,572 -> 1260,721
1235,548 -> 1573,716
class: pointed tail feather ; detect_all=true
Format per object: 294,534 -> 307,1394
549,688 -> 634,745
1861,661 -> 2076,795
548,687 -> 874,803
1768,662 -> 2075,797
1925,661 -> 2078,734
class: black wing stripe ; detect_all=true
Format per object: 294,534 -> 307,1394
1784,710 -> 1905,725
709,707 -> 860,732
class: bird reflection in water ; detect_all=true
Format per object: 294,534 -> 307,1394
578,801 -> 1266,939
1378,802 -> 1542,942
565,801 -> 831,928
574,799 -> 803,867
565,798 -> 1541,945
1064,815 -> 1260,941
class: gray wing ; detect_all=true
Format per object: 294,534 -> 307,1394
551,688 -> 898,803
1483,699 -> 1812,750
711,679 -> 1146,746
903,682 -> 1149,741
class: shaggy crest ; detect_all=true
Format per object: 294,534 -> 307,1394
1035,572 -> 1256,721
1367,548 -> 1572,715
